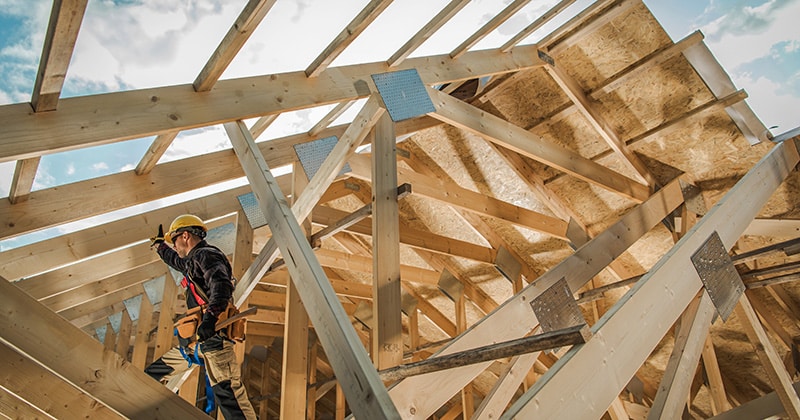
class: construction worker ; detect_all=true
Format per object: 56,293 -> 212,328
146,214 -> 257,420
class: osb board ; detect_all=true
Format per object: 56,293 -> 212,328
557,3 -> 672,85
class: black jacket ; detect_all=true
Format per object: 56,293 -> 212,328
157,240 -> 234,317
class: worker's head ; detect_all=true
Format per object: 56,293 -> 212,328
165,214 -> 207,257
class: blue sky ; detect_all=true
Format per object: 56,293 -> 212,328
0,0 -> 798,250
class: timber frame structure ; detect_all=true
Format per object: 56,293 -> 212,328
2,0 -> 800,419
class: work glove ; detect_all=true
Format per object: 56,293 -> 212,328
197,312 -> 218,342
150,224 -> 165,248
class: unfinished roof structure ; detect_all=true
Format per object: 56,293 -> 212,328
2,0 -> 800,418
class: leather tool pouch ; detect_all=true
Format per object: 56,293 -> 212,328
174,306 -> 203,339
217,303 -> 246,342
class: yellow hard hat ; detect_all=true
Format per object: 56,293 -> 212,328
165,214 -> 207,244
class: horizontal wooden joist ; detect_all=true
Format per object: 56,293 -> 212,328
312,205 -> 498,265
0,117 -> 439,241
0,45 -> 546,162
10,215 -> 235,301
347,154 -> 571,239
0,190 -> 245,280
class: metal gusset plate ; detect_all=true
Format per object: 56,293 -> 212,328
530,277 -> 586,334
691,230 -> 745,321
207,222 -> 236,256
143,275 -> 166,306
495,246 -> 522,283
123,294 -> 142,322
108,312 -> 122,334
237,192 -> 269,229
438,268 -> 464,302
680,179 -> 707,216
293,135 -> 351,181
371,69 -> 435,122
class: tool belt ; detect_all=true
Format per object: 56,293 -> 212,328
175,306 -> 203,340
216,303 -> 247,342
174,303 -> 250,342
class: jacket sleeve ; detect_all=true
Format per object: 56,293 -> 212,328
156,242 -> 187,272
197,249 -> 235,317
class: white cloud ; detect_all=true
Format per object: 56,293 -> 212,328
67,1 -> 241,91
161,125 -> 231,163
742,75 -> 800,133
701,0 -> 800,69
91,162 -> 109,171
66,163 -> 75,176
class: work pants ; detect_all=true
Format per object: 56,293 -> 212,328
145,336 -> 257,420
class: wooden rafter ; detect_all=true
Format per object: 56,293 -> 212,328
388,0 -> 469,67
194,0 -> 277,92
231,95 -> 385,307
425,85 -> 651,201
305,0 -> 393,78
450,0 -> 531,59
507,138 -> 800,418
7,156 -> 40,204
648,292 -> 717,419
388,177 -> 684,418
0,340 -> 123,419
499,0 -> 577,52
308,100 -> 355,136
543,61 -> 657,187
31,0 -> 88,112
0,44 -> 546,163
0,274 -> 205,418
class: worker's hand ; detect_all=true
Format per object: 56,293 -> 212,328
150,224 -> 165,248
197,312 -> 218,342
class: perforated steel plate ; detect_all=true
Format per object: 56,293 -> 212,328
530,277 -> 585,334
108,312 -> 122,334
680,179 -> 707,216
495,246 -> 522,282
123,294 -> 142,322
438,269 -> 464,301
207,222 -> 236,256
293,135 -> 351,181
143,275 -> 165,306
237,192 -> 268,229
401,291 -> 418,316
371,69 -> 435,122
95,325 -> 107,341
691,231 -> 744,321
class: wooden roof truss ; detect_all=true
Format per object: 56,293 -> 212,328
1,0 -> 798,418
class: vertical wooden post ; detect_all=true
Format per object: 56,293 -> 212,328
131,293 -> 154,369
371,112 -> 403,370
281,162 -> 311,419
116,309 -> 132,359
307,339 -> 318,420
154,272 -> 177,361
103,321 -> 116,352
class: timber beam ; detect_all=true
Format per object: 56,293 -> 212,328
505,138 -> 800,418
